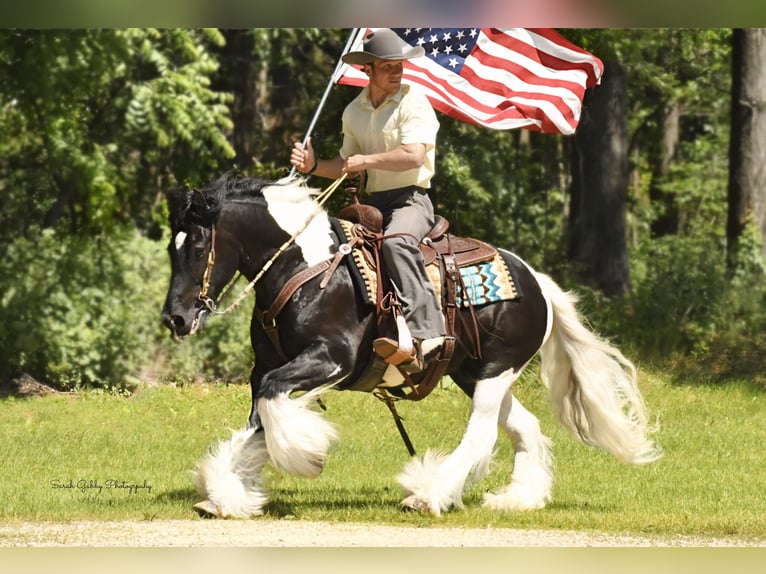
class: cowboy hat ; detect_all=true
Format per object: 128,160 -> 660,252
341,29 -> 425,65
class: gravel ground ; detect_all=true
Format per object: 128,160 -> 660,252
1,519 -> 763,547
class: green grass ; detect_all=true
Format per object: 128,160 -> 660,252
1,371 -> 765,541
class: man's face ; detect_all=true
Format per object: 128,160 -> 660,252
366,59 -> 404,94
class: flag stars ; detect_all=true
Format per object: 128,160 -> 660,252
392,27 -> 479,74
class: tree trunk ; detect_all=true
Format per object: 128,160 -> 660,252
569,59 -> 631,297
649,101 -> 681,236
217,30 -> 261,170
727,28 -> 766,268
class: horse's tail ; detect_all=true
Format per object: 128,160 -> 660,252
535,272 -> 662,465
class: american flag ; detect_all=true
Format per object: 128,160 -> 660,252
334,28 -> 603,135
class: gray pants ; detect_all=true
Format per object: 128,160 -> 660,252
365,187 -> 445,340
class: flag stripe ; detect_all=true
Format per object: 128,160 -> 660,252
404,65 -> 535,128
408,60 -> 574,132
335,27 -> 602,134
474,32 -> 590,96
525,28 -> 604,84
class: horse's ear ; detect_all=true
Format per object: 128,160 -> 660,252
188,188 -> 221,227
166,187 -> 192,231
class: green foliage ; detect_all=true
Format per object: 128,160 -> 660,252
0,29 -> 234,242
576,225 -> 766,383
0,228 -> 254,390
434,123 -> 570,271
0,228 -> 163,389
629,234 -> 730,358
123,28 -> 234,167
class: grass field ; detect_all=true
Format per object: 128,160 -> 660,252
1,369 -> 765,542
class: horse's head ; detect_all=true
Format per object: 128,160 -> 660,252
162,184 -> 228,339
161,172 -> 336,339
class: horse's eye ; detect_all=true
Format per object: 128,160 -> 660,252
193,246 -> 207,260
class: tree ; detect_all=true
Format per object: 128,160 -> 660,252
569,60 -> 631,297
211,28 -> 351,175
727,28 -> 766,267
0,29 -> 235,241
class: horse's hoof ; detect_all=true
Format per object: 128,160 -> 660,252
193,499 -> 220,518
400,495 -> 432,514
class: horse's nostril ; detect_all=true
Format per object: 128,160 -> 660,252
163,314 -> 186,332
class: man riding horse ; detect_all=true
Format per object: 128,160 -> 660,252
290,29 -> 450,372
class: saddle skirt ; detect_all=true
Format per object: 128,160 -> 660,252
333,218 -> 519,310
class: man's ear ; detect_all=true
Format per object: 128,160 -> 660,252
363,64 -> 372,76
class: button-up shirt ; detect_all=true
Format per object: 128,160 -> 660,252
339,84 -> 439,192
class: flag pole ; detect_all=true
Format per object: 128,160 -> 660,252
289,27 -> 360,177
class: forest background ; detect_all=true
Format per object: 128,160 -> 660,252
0,28 -> 764,392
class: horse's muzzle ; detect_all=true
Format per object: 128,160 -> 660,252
162,304 -> 208,339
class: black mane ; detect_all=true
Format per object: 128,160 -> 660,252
168,172 -> 273,231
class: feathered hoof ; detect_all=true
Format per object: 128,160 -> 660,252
400,495 -> 439,516
193,499 -> 220,519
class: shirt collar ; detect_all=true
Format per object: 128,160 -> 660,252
361,84 -> 409,111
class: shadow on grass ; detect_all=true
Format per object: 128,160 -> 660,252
155,488 -> 199,505
265,485 -> 402,518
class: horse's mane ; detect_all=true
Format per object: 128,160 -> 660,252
167,172 -> 274,230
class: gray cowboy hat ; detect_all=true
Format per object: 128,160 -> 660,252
341,29 -> 425,65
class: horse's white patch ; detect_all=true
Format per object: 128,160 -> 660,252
262,176 -> 334,266
174,231 -> 187,251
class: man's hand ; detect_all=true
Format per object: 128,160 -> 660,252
290,137 -> 316,173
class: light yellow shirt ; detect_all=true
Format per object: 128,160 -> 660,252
339,84 -> 439,192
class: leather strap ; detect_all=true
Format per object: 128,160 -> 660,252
254,259 -> 331,363
261,260 -> 331,324
320,236 -> 360,289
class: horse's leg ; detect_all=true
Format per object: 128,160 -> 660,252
189,361 -> 271,519
255,344 -> 354,478
397,368 -> 518,516
191,348 -> 347,518
191,427 -> 270,518
483,391 -> 554,511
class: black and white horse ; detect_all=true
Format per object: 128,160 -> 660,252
162,173 -> 661,518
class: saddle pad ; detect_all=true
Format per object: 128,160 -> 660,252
334,219 -> 518,309
426,254 -> 518,308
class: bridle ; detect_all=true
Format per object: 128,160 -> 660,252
198,226 -> 217,311
195,174 -> 348,316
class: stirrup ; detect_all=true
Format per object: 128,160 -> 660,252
373,337 -> 418,367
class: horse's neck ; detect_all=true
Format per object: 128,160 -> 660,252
222,201 -> 310,286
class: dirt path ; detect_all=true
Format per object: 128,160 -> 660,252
1,519 -> 762,547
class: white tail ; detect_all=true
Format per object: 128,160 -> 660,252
536,273 -> 662,465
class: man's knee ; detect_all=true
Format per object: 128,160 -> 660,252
382,234 -> 419,256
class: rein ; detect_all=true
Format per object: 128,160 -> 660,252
198,174 -> 348,315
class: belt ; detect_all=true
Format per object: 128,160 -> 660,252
370,185 -> 429,195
